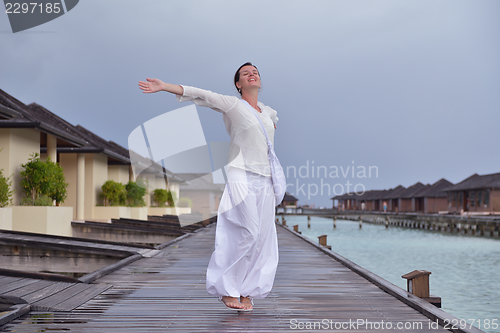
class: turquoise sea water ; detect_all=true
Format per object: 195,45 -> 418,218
282,215 -> 500,333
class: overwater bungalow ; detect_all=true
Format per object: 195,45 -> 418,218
411,178 -> 452,214
397,182 -> 426,213
443,172 -> 500,214
278,192 -> 298,208
332,179 -> 454,214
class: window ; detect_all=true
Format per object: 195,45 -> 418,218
469,191 -> 475,207
484,190 -> 489,207
453,193 -> 457,207
477,191 -> 482,207
459,192 -> 463,207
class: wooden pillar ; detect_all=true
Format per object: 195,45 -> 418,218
385,217 -> 389,228
307,215 -> 311,228
333,217 -> 337,229
47,134 -> 57,162
293,225 -> 299,232
318,235 -> 331,249
129,165 -> 135,182
358,216 -> 362,229
402,270 -> 430,297
76,153 -> 85,221
402,270 -> 441,307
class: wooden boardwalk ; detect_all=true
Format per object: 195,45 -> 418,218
1,224 -> 459,332
0,276 -> 111,312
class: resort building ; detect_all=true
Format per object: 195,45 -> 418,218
278,193 -> 299,208
0,88 -> 187,236
443,173 -> 500,214
177,173 -> 224,221
331,179 -> 455,214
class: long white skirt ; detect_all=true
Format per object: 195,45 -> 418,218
206,167 -> 279,299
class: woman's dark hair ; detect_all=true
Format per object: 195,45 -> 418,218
234,62 -> 260,95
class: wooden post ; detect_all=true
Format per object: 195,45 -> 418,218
333,217 -> 337,229
293,225 -> 299,233
317,235 -> 331,250
307,215 -> 311,228
385,217 -> 389,229
402,270 -> 430,297
282,219 -> 287,227
358,216 -> 362,229
402,270 -> 441,308
76,153 -> 85,221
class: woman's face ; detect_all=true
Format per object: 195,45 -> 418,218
236,65 -> 261,92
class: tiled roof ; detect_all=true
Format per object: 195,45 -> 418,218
283,193 -> 298,202
399,182 -> 426,199
72,125 -> 130,163
381,185 -> 406,199
0,90 -> 87,146
331,180 -> 454,202
414,178 -> 453,198
27,103 -> 89,146
107,141 -> 131,159
442,173 -> 500,191
331,189 -> 382,201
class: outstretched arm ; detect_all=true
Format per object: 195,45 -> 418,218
140,80 -> 238,114
138,78 -> 183,95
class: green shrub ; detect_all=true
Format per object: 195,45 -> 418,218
177,197 -> 192,208
101,180 -> 126,206
20,153 -> 67,205
20,194 -> 53,206
0,169 -> 14,208
125,181 -> 146,207
152,189 -> 176,207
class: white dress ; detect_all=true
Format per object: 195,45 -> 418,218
177,86 -> 279,299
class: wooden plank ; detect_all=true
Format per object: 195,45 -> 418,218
49,284 -> 112,312
0,276 -> 12,283
0,276 -> 21,287
31,283 -> 91,312
0,278 -> 38,294
2,280 -> 54,298
22,282 -> 75,304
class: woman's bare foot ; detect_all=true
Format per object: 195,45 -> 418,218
220,296 -> 244,310
240,296 -> 253,310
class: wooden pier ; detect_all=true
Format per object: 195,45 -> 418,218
340,214 -> 500,237
281,208 -> 500,238
1,224 -> 483,332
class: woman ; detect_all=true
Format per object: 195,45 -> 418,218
138,63 -> 279,311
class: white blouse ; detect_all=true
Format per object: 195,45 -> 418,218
177,85 -> 279,177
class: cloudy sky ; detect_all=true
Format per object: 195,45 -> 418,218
1,0 -> 499,207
